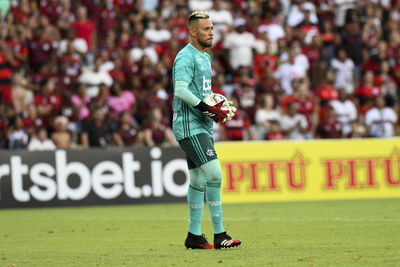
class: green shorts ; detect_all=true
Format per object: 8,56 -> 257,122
178,133 -> 218,169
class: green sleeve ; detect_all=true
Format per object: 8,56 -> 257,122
174,80 -> 201,107
173,56 -> 194,84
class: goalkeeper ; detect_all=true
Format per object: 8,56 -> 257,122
172,10 -> 241,250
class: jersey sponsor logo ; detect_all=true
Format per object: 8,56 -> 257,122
203,76 -> 211,91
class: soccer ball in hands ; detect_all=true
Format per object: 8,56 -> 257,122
202,93 -> 237,122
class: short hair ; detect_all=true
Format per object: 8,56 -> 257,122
187,10 -> 209,28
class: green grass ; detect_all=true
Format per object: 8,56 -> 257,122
0,199 -> 400,266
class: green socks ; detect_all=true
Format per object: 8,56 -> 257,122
187,184 -> 205,236
187,161 -> 225,236
206,180 -> 225,234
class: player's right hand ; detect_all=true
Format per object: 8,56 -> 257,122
195,101 -> 229,123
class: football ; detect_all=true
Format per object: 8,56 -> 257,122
202,93 -> 236,122
203,93 -> 228,107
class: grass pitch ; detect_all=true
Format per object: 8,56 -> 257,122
0,199 -> 399,266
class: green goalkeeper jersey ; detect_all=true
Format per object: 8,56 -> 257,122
172,43 -> 213,141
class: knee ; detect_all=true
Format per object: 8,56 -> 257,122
205,166 -> 222,182
191,178 -> 207,189
189,169 -> 207,188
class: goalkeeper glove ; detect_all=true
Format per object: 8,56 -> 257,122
195,101 -> 229,123
223,101 -> 237,122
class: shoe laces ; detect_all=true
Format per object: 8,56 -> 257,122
222,233 -> 232,240
199,234 -> 209,244
215,232 -> 232,241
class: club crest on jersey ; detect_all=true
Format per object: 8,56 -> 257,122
206,147 -> 215,157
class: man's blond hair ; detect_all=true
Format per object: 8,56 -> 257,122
187,10 -> 209,28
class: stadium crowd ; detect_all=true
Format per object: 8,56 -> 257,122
0,0 -> 400,150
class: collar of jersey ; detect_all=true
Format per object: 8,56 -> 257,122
188,43 -> 206,56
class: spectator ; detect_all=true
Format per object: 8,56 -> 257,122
331,47 -> 355,94
274,48 -> 307,95
316,105 -> 343,139
341,15 -> 363,71
293,80 -> 316,138
361,12 -> 381,51
315,69 -> 338,118
386,30 -> 400,67
348,119 -> 366,138
11,73 -> 28,114
232,74 -> 257,123
92,83 -> 110,112
280,101 -> 308,140
266,120 -> 285,140
28,127 -> 56,151
297,8 -> 320,45
320,20 -> 335,62
107,81 -> 136,121
223,18 -> 256,71
208,0 -> 233,43
130,36 -> 159,66
8,115 -> 29,150
365,96 -> 397,138
212,73 -> 228,97
370,40 -> 389,69
11,0 -> 32,24
0,39 -> 17,106
114,0 -> 135,18
143,0 -> 159,13
222,97 -> 253,141
257,13 -> 285,43
144,17 -> 171,45
57,28 -> 88,58
28,26 -> 56,73
70,83 -> 91,122
256,67 -> 282,99
57,0 -> 75,37
51,115 -> 72,149
329,88 -> 357,137
23,103 -> 46,135
113,111 -> 142,147
71,5 -> 96,52
253,41 -> 279,82
286,1 -> 318,27
34,77 -> 61,122
97,0 -> 118,40
355,70 -> 381,115
6,26 -> 29,67
279,39 -> 310,70
78,57 -> 113,98
255,93 -> 281,139
109,57 -> 126,84
58,41 -> 82,84
143,107 -> 176,147
81,106 -> 116,148
375,60 -> 397,103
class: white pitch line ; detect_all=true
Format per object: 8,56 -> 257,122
58,217 -> 400,222
222,217 -> 400,222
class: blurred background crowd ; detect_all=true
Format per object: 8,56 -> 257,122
0,0 -> 400,150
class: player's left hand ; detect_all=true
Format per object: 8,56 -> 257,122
223,101 -> 237,122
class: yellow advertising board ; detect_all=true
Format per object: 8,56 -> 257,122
216,138 -> 400,203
